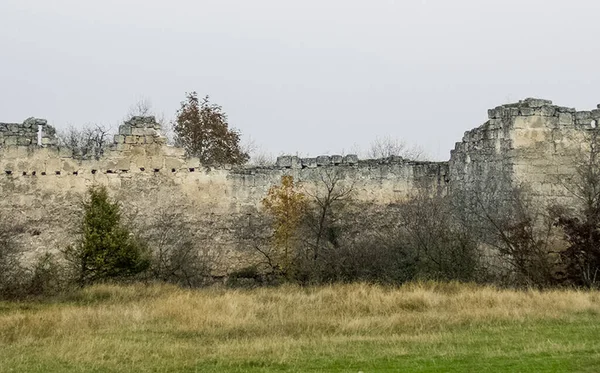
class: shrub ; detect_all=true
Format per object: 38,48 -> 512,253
64,186 -> 150,286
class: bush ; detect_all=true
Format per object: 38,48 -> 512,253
0,220 -> 26,299
64,185 -> 150,286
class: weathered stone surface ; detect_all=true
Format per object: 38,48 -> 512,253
301,158 -> 317,168
520,108 -> 534,116
344,154 -> 359,165
558,113 -> 574,125
331,155 -> 343,165
522,98 -> 553,107
540,106 -> 556,117
316,155 -> 331,166
119,125 -> 132,136
276,156 -> 292,168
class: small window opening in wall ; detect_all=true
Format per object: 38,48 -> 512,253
73,171 -> 78,175
189,168 -> 195,172
171,168 -> 176,173
140,167 -> 146,172
121,169 -> 129,173
106,170 -> 114,174
41,172 -> 47,176
5,171 -> 12,175
154,168 -> 160,173
592,120 -> 597,129
91,169 -> 97,175
55,171 -> 61,175
22,171 -> 27,176
32,171 -> 36,176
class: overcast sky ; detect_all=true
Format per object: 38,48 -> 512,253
1,0 -> 599,160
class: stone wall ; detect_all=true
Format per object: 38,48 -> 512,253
0,118 -> 56,147
4,98 -> 595,273
449,98 -> 599,205
0,116 -> 447,273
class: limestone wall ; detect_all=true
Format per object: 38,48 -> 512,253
6,98 -> 594,274
449,98 -> 600,205
0,116 -> 447,273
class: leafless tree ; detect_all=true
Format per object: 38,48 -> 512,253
125,97 -> 153,120
452,173 -> 558,287
552,130 -> 600,287
57,124 -> 111,161
367,135 -> 426,161
302,168 -> 355,263
243,137 -> 275,166
141,209 -> 215,287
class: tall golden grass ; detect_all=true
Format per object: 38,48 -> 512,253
1,282 -> 599,367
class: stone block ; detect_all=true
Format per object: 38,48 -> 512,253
591,109 -> 600,119
132,127 -> 150,136
343,154 -> 359,165
291,156 -> 302,169
556,106 -> 576,113
301,158 -> 317,168
22,117 -> 37,127
17,137 -> 32,146
331,155 -> 343,165
115,143 -> 131,151
125,136 -> 135,144
316,155 -> 331,166
114,135 -> 125,144
119,125 -> 132,136
576,111 -> 592,120
276,156 -> 292,168
520,108 -> 534,116
40,137 -> 57,146
576,118 -> 594,126
540,106 -> 556,117
558,113 -> 574,125
522,98 -> 552,107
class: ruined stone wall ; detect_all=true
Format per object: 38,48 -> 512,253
0,116 -> 447,273
449,98 -> 599,205
6,98 -> 593,274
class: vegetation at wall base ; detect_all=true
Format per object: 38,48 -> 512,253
63,185 -> 150,287
1,282 -> 599,373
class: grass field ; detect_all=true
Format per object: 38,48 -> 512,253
1,282 -> 600,372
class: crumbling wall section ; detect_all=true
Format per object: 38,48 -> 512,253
450,98 -> 600,205
0,118 -> 57,147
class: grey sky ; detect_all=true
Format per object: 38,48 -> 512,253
1,0 -> 599,160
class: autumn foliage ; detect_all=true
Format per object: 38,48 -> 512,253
173,92 -> 249,165
261,176 -> 307,275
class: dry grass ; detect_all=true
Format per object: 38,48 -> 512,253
1,282 -> 600,372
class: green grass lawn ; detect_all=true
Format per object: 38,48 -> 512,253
1,283 -> 599,372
